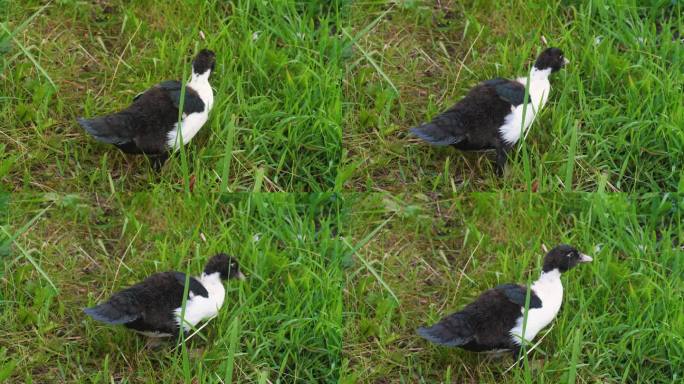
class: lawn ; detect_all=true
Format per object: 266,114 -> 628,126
342,192 -> 684,383
1,192 -> 345,383
1,0 -> 683,383
342,0 -> 683,193
1,0 -> 344,192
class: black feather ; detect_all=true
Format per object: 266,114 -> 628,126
410,123 -> 463,146
83,287 -> 143,325
78,82 -> 203,159
495,283 -> 542,308
155,81 -> 205,114
172,272 -> 209,298
83,303 -> 140,324
410,80 -> 516,174
79,86 -> 178,157
483,78 -> 526,106
417,313 -> 474,347
417,288 -> 529,352
411,81 -> 515,152
83,253 -> 242,338
78,116 -> 134,145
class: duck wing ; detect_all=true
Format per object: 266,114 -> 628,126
77,114 -> 137,146
410,117 -> 466,146
172,272 -> 209,298
83,271 -> 207,325
153,80 -> 205,115
83,288 -> 144,325
494,283 -> 542,308
482,78 -> 526,106
417,312 -> 475,347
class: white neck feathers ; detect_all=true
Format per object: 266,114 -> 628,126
536,268 -> 561,283
173,271 -> 226,331
190,70 -> 211,85
530,67 -> 552,79
510,268 -> 564,345
166,69 -> 213,149
198,271 -> 221,287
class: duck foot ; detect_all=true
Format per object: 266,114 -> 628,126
145,337 -> 166,350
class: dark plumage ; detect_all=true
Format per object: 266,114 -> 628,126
410,47 -> 568,175
417,245 -> 592,357
84,253 -> 244,340
78,49 -> 216,169
417,284 -> 540,352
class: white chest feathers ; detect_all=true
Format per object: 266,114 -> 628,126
499,68 -> 551,145
510,269 -> 563,345
166,72 -> 214,149
173,272 -> 225,331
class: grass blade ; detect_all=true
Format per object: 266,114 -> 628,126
223,316 -> 240,384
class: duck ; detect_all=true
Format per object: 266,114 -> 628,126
84,253 -> 243,341
417,244 -> 592,358
77,49 -> 216,169
410,47 -> 569,175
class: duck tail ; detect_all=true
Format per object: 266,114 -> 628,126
78,114 -> 134,145
409,123 -> 463,146
83,302 -> 138,325
417,313 -> 473,347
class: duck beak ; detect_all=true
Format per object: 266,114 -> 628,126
236,271 -> 246,280
579,253 -> 593,263
563,57 -> 570,66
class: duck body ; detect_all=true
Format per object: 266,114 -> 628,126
410,47 -> 567,174
417,245 -> 592,357
78,49 -> 215,168
417,283 -> 546,354
85,271 -> 224,338
84,253 -> 243,340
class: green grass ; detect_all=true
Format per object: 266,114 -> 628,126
2,0 -> 683,383
1,0 -> 344,192
1,192 -> 345,383
342,192 -> 684,383
342,0 -> 683,192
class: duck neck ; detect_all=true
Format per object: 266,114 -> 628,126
198,272 -> 222,294
187,70 -> 213,109
538,267 -> 561,280
189,70 -> 210,86
533,268 -> 563,293
529,67 -> 551,80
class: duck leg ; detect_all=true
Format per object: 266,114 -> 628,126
145,337 -> 165,350
172,327 -> 188,346
494,143 -> 509,176
150,152 -> 169,171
